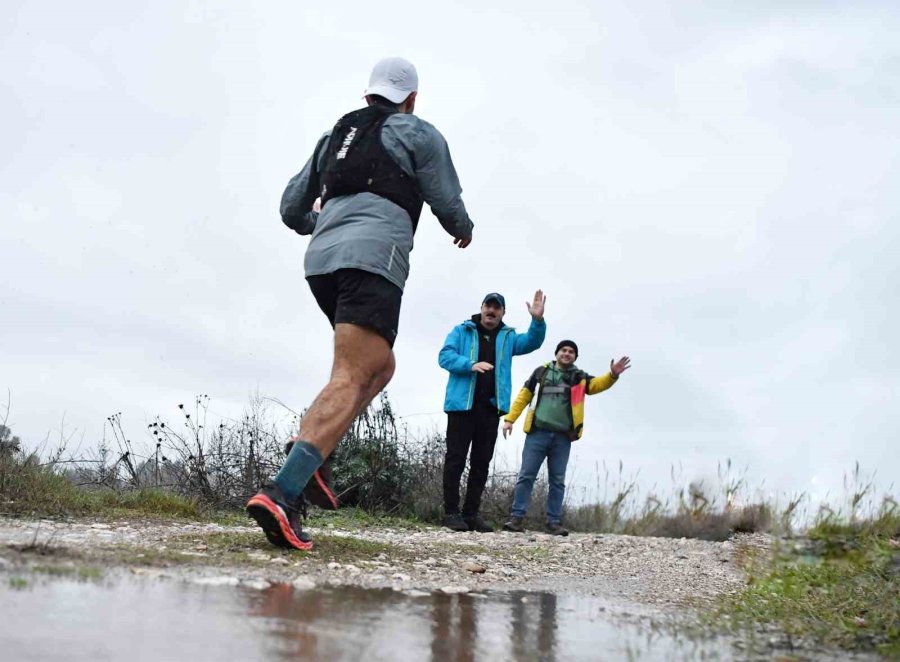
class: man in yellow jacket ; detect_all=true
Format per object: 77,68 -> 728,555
501,340 -> 630,535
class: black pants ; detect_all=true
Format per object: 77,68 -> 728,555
443,407 -> 500,516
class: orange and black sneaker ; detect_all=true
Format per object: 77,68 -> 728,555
284,438 -> 340,511
246,483 -> 313,551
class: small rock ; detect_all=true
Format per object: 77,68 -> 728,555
404,589 -> 431,598
242,579 -> 271,590
344,564 -> 361,574
90,523 -> 111,530
292,576 -> 316,590
463,562 -> 486,574
192,576 -> 239,587
327,562 -> 342,570
440,585 -> 470,594
194,544 -> 208,551
247,552 -> 269,562
269,557 -> 289,565
391,573 -> 411,581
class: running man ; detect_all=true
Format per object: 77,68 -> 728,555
247,57 -> 475,550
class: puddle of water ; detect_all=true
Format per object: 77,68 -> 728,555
0,576 -> 732,661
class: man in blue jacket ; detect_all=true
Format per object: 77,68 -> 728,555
438,290 -> 546,532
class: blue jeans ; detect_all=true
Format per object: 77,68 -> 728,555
510,428 -> 571,524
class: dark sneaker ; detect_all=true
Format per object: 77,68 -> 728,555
502,516 -> 525,533
246,483 -> 313,551
442,513 -> 470,532
544,522 -> 569,537
285,437 -> 339,511
464,514 -> 494,533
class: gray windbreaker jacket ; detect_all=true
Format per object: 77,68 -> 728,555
280,112 -> 474,291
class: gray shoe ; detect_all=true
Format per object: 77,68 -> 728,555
503,516 -> 525,533
442,513 -> 470,532
544,522 -> 569,536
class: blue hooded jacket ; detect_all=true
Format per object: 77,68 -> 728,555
439,316 -> 546,414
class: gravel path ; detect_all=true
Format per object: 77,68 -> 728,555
0,516 -> 768,612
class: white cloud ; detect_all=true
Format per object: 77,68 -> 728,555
2,0 -> 897,506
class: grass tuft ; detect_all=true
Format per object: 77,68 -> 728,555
715,511 -> 900,656
1,450 -> 203,519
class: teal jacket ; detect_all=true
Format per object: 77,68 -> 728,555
439,316 -> 546,414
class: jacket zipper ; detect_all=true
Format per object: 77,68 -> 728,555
466,326 -> 478,409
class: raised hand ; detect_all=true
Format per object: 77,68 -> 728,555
525,289 -> 546,320
471,362 -> 494,374
610,356 -> 631,376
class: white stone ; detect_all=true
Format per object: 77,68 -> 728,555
242,579 -> 271,590
440,585 -> 470,594
292,576 -> 316,590
191,576 -> 239,586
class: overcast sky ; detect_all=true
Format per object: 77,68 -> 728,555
2,1 -> 897,513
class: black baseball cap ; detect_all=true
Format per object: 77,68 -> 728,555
482,292 -> 506,308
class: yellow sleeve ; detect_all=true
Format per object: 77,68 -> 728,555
504,387 -> 534,423
587,373 -> 617,395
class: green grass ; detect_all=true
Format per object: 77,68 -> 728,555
32,564 -> 103,581
310,506 -> 428,531
8,577 -> 28,590
1,452 -> 204,519
715,513 -> 900,657
179,530 -> 401,566
309,534 -> 403,561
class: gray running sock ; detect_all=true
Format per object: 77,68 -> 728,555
274,440 -> 323,502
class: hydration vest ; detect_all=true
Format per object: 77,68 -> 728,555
319,105 -> 424,231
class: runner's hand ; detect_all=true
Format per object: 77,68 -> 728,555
471,362 -> 493,373
502,421 -> 513,439
454,235 -> 472,248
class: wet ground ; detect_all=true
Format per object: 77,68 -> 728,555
2,575 -> 733,661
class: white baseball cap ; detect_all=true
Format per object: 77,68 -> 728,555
365,57 -> 418,104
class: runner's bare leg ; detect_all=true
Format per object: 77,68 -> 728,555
298,323 -> 395,460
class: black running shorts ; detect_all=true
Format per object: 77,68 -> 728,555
306,268 -> 402,348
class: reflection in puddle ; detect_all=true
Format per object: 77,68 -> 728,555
1,577 -> 731,660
